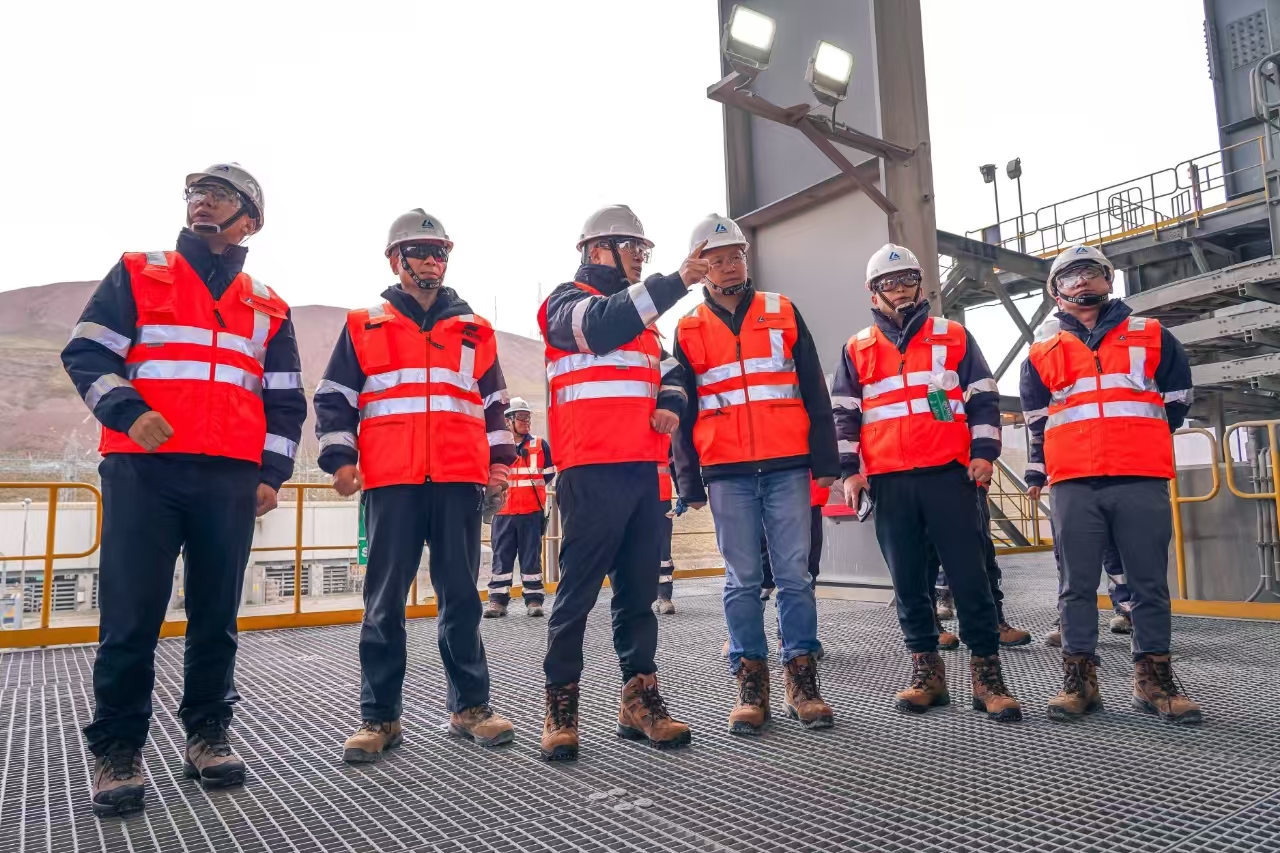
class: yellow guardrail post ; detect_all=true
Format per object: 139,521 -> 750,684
1170,427 -> 1221,599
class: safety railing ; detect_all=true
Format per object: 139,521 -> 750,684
986,461 -> 1051,551
0,482 -> 102,629
1169,428 -> 1221,600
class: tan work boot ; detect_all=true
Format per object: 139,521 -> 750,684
482,599 -> 507,618
1045,622 -> 1063,648
91,744 -> 146,818
935,588 -> 955,621
783,655 -> 834,729
656,598 -> 676,615
182,720 -> 246,789
1134,654 -> 1202,725
728,658 -> 770,735
894,651 -> 950,714
970,654 -> 1023,722
449,704 -> 515,747
1109,612 -> 1133,634
342,720 -> 402,763
937,615 -> 960,650
999,622 -> 1032,647
540,683 -> 580,761
617,673 -> 692,749
1047,654 -> 1103,721
525,600 -> 545,617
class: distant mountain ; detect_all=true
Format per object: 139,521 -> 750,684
0,281 -> 547,464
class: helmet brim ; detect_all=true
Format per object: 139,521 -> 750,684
576,233 -> 654,251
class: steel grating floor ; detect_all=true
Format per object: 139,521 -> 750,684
3,553 -> 1280,853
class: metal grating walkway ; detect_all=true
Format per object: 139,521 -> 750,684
3,553 -> 1280,852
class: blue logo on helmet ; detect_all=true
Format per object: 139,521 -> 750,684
1074,246 -> 1089,254
888,251 -> 901,261
213,164 -> 230,172
422,219 -> 435,228
714,223 -> 727,233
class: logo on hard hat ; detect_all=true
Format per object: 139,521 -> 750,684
1074,246 -> 1089,254
714,223 -> 728,233
888,251 -> 901,261
213,164 -> 231,172
422,219 -> 435,228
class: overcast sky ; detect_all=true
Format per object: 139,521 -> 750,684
1,0 -> 1218,367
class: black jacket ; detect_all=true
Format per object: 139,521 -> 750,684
1018,300 -> 1192,488
670,283 -> 840,503
60,229 -> 306,490
313,285 -> 518,477
832,300 -> 1002,478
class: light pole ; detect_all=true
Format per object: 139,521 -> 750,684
1007,157 -> 1025,253
980,164 -> 1001,244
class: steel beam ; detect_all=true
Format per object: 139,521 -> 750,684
736,168 -> 877,231
985,267 -> 1036,344
1172,301 -> 1280,347
1126,255 -> 1280,316
993,296 -> 1055,380
936,230 -> 1051,280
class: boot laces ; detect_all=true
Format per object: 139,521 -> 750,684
104,744 -> 140,781
974,657 -> 1010,697
462,703 -> 494,722
788,657 -> 822,701
637,682 -> 673,722
909,655 -> 937,691
547,687 -> 578,729
195,721 -> 232,757
739,665 -> 767,706
1063,657 -> 1093,696
357,720 -> 388,735
1150,659 -> 1191,704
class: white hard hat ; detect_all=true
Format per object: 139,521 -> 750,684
689,214 -> 749,254
385,209 -> 453,257
505,397 -> 533,417
865,243 -> 922,291
1049,244 -> 1114,286
577,205 -> 653,250
185,163 -> 265,229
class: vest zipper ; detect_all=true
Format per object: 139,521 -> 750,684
1094,353 -> 1104,418
736,338 -> 756,459
424,331 -> 432,481
212,309 -> 227,329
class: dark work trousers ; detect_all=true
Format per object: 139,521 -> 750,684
928,490 -> 1006,623
489,511 -> 545,605
1051,477 -> 1173,660
543,462 -> 661,686
658,500 -> 674,601
1051,519 -> 1131,615
361,482 -> 490,720
84,454 -> 258,757
762,505 -> 824,591
872,464 -> 1001,657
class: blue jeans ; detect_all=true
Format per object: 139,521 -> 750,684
708,468 -> 819,672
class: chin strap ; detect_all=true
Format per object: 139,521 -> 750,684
1056,290 -> 1109,307
189,205 -> 249,235
708,280 -> 748,296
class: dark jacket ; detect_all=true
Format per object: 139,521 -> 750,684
1018,300 -> 1192,488
832,300 -> 1003,478
313,285 -> 519,476
60,229 -> 305,490
670,283 -> 840,503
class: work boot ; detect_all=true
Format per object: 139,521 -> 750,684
482,599 -> 507,618
617,673 -> 692,749
1045,620 -> 1063,648
936,615 -> 960,650
91,743 -> 145,818
182,720 -> 246,789
728,658 -> 770,735
656,598 -> 676,615
342,720 -> 402,763
894,652 -> 950,714
449,704 -> 515,747
1109,612 -> 1133,634
540,683 -> 580,761
783,655 -> 834,729
999,622 -> 1032,647
970,654 -> 1022,722
1133,654 -> 1202,725
1047,654 -> 1103,721
760,587 -> 773,602
935,588 -> 955,621
721,638 -> 730,659
525,600 -> 545,618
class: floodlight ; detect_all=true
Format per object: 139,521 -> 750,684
722,5 -> 776,72
980,164 -> 997,184
806,41 -> 854,106
1006,157 -> 1022,180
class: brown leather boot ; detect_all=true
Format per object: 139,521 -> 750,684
1047,654 -> 1103,721
540,683 -> 580,761
728,658 -> 770,735
895,651 -> 950,714
970,654 -> 1022,722
1045,626 -> 1063,648
482,599 -> 507,618
91,743 -> 146,818
656,598 -> 676,615
999,622 -> 1032,647
449,704 -> 515,747
1134,654 -> 1202,725
343,720 -> 402,763
617,673 -> 692,749
783,655 -> 834,729
1109,612 -> 1133,634
182,720 -> 246,789
937,615 -> 960,650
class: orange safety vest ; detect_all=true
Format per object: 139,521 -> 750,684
348,302 -> 494,489
499,434 -> 548,515
676,291 -> 810,466
538,283 -> 665,471
1027,315 -> 1173,482
658,434 -> 673,501
99,250 -> 291,463
851,317 -> 970,476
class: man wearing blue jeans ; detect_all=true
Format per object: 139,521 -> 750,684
671,214 -> 840,734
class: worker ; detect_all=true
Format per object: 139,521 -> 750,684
833,243 -> 1022,722
762,476 -> 829,600
484,397 -> 554,618
1045,541 -> 1131,647
314,210 -> 518,763
538,205 -> 704,761
656,440 -> 677,615
671,214 -> 839,736
62,164 -> 305,817
1021,244 -> 1199,724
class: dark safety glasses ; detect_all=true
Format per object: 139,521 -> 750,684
871,270 -> 922,293
401,243 -> 451,263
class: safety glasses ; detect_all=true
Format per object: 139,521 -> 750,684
400,243 -> 451,263
593,239 -> 652,263
1055,265 -> 1107,290
183,182 -> 242,207
871,270 -> 922,293
709,251 -> 747,270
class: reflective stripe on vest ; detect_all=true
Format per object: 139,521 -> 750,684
498,435 -> 548,515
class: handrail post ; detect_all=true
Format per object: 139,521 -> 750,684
1171,474 -> 1188,600
40,486 -> 58,629
293,485 -> 304,615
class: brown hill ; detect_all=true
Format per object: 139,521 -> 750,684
0,281 -> 547,467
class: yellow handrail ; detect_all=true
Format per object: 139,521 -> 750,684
0,483 -> 103,629
1169,428 -> 1221,599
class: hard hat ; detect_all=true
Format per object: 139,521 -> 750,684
505,397 -> 533,417
185,163 -> 265,228
577,205 -> 653,250
1048,244 -> 1114,286
689,214 -> 749,254
865,243 -> 922,290
385,209 -> 454,257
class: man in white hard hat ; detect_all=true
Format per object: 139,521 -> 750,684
62,163 -> 305,816
833,243 -> 1022,722
670,214 -> 840,734
537,204 -> 708,760
484,397 -> 554,618
314,210 -> 519,763
1021,244 -> 1199,724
